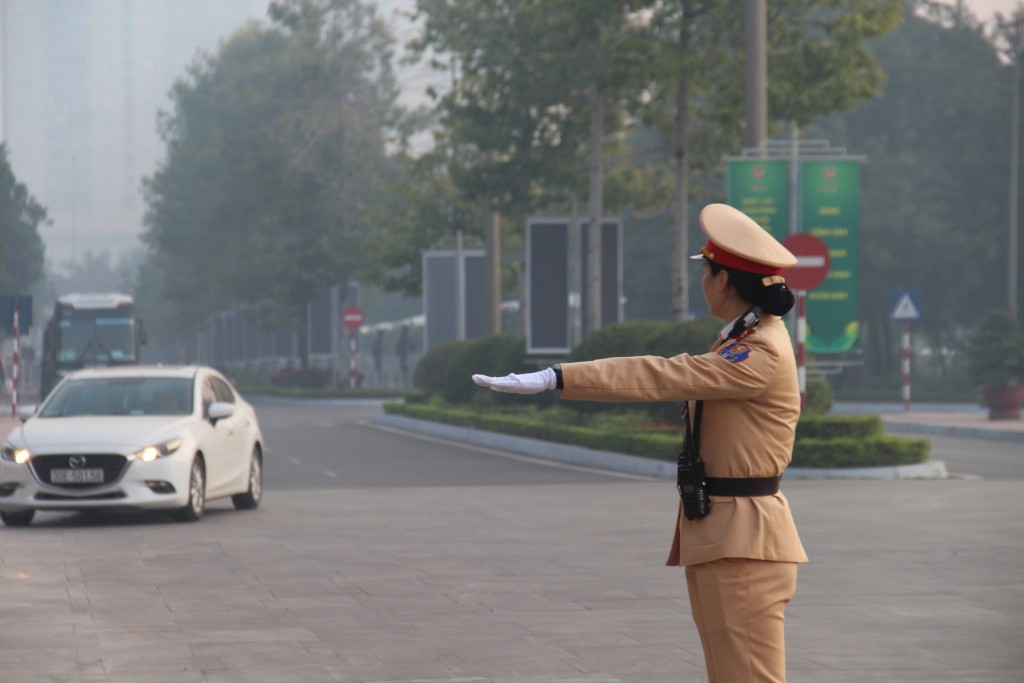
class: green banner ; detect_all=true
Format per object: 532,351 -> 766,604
799,161 -> 861,353
726,160 -> 790,240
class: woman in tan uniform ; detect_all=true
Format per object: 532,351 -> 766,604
473,203 -> 808,683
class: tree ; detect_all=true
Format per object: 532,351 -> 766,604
407,0 -> 655,334
642,0 -> 902,322
0,144 -> 47,295
142,0 -> 401,363
811,2 -> 1012,378
996,3 -> 1024,320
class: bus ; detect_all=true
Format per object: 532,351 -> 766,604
40,293 -> 146,398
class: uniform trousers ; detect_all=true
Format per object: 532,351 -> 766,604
685,557 -> 798,683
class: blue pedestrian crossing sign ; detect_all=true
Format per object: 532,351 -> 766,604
889,289 -> 922,322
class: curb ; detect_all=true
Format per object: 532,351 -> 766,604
373,414 -> 949,481
882,418 -> 1024,443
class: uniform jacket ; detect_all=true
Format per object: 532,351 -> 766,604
559,315 -> 808,567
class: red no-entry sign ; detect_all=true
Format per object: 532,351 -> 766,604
781,234 -> 831,291
341,305 -> 365,331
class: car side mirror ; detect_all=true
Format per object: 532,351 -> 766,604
207,401 -> 234,423
17,405 -> 36,422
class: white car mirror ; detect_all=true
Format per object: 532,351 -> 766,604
17,405 -> 36,422
207,402 -> 235,422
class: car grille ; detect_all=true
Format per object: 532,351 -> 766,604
30,454 -> 128,489
36,491 -> 127,501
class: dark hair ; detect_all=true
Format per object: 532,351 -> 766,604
707,261 -> 795,316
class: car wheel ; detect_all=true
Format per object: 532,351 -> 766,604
172,457 -> 205,522
232,447 -> 262,510
0,509 -> 35,526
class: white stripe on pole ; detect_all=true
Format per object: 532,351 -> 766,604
796,291 -> 807,411
901,323 -> 911,412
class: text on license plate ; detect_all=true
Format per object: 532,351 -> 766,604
51,468 -> 104,484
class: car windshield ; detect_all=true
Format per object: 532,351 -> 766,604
56,311 -> 137,365
40,377 -> 193,418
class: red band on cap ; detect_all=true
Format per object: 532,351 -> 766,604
701,240 -> 783,276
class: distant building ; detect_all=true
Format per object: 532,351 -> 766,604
0,0 -> 270,271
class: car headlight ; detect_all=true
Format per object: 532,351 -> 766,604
1,444 -> 31,464
131,437 -> 184,463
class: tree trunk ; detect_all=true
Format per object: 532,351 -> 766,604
672,18 -> 692,323
585,86 -> 605,338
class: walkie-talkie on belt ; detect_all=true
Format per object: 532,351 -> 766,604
677,400 -> 709,520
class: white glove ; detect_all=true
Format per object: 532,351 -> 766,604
472,367 -> 557,394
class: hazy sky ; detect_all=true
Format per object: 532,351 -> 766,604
963,0 -> 1023,18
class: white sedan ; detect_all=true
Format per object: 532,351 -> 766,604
0,365 -> 263,526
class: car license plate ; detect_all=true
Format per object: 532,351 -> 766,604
51,468 -> 104,484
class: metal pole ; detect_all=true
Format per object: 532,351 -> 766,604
797,290 -> 806,412
745,0 -> 767,151
12,298 -> 19,418
586,90 -> 605,337
569,192 -> 580,347
330,285 -> 339,389
485,209 -> 501,334
788,124 -> 801,351
455,230 -> 466,340
901,322 -> 911,413
1010,53 -> 1020,320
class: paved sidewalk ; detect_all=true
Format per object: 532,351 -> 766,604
1,480 -> 1021,682
1,406 -> 1022,682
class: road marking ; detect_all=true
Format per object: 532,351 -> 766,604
362,421 -> 656,481
289,457 -> 301,465
323,470 -> 337,478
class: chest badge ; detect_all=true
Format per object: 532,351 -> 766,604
719,342 -> 752,363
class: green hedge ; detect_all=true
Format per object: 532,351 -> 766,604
793,436 -> 930,468
795,414 -> 883,440
385,402 -> 679,459
383,402 -> 931,469
443,333 -> 528,404
413,339 -> 475,393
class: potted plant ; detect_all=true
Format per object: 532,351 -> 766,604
966,311 -> 1024,420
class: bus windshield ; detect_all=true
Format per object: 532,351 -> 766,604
56,310 -> 138,365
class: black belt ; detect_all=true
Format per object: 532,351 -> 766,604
704,476 -> 781,497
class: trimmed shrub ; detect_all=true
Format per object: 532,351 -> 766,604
413,339 -> 474,394
270,366 -> 329,389
792,436 -> 930,468
644,316 -> 723,358
442,333 -> 528,404
564,320 -> 674,416
804,380 -> 834,415
383,402 -> 930,468
569,320 -> 674,361
795,415 -> 883,440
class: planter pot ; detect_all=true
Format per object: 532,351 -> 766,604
981,385 -> 1024,420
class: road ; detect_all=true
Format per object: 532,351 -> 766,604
919,433 -> 1023,480
0,399 -> 1020,683
256,398 -> 644,489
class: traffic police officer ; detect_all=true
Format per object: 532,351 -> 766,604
473,203 -> 808,682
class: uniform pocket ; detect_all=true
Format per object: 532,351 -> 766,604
681,497 -> 736,546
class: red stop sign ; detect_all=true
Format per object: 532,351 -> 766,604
781,234 -> 831,291
341,305 -> 365,331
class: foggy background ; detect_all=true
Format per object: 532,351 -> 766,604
0,0 -> 439,276
0,0 -> 1014,276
